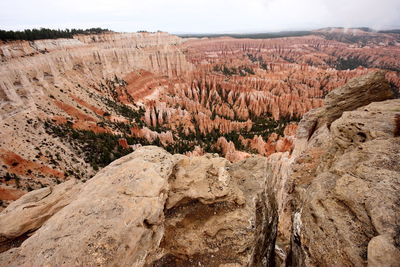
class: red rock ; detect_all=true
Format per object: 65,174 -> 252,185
0,149 -> 64,180
0,186 -> 25,201
1,31 -> 399,203
118,138 -> 129,149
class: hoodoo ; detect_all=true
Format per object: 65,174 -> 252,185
1,31 -> 399,207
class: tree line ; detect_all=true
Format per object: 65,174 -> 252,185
0,28 -> 110,41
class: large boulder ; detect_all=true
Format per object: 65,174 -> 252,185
0,179 -> 82,241
0,146 -> 176,266
293,70 -> 397,155
0,147 -> 276,266
322,70 -> 395,127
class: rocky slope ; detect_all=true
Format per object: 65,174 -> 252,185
0,71 -> 398,266
1,30 -> 400,210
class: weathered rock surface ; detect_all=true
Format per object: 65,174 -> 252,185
290,100 -> 400,266
0,147 -> 176,266
320,70 -> 395,127
293,70 -> 397,155
0,146 -> 277,266
269,71 -> 400,266
0,179 -> 82,240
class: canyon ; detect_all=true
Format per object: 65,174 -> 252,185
1,29 -> 399,207
0,27 -> 399,266
0,70 -> 398,266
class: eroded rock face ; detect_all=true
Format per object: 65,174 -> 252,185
2,30 -> 400,203
321,70 -> 395,127
268,72 -> 400,266
289,99 -> 400,266
0,179 -> 82,240
154,155 -> 278,266
0,32 -> 194,204
0,147 -> 277,266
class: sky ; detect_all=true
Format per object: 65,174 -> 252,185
1,0 -> 399,33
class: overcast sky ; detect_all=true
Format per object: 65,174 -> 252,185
1,0 -> 399,33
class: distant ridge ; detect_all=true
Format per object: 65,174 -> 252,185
178,27 -> 400,39
177,30 -> 312,39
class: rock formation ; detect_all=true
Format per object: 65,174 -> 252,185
0,146 -> 277,266
269,71 -> 400,266
0,71 -> 399,266
2,30 -> 400,204
289,98 -> 400,266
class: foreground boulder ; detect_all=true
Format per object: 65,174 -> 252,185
0,147 -> 277,266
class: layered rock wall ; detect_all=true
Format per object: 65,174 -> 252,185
0,32 -> 192,121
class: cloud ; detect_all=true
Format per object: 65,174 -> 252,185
0,0 -> 399,32
322,0 -> 400,29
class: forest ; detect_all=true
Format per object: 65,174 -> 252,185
0,28 -> 110,41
